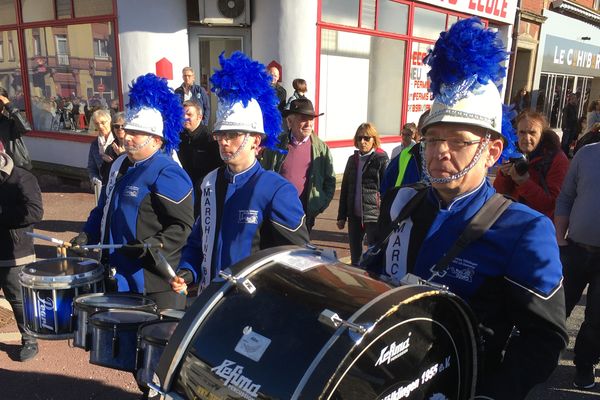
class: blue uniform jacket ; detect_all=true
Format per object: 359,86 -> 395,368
84,151 -> 194,293
373,180 -> 567,399
179,161 -> 309,286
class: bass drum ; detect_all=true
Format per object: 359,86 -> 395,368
154,246 -> 480,400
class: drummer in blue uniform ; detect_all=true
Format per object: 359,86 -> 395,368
72,74 -> 194,310
171,52 -> 310,295
367,18 -> 567,399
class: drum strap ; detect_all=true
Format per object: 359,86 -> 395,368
428,193 -> 512,280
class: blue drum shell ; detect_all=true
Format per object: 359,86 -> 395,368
73,293 -> 157,350
136,320 -> 178,387
89,309 -> 158,372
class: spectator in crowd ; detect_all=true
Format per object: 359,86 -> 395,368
511,87 -> 531,113
494,111 -> 569,219
573,122 -> 600,155
268,66 -> 287,114
177,100 -> 223,217
368,18 -> 566,399
285,78 -> 307,109
337,122 -> 388,265
109,98 -> 120,120
586,99 -> 600,132
379,110 -> 428,195
173,52 -> 309,296
555,141 -> 600,389
0,142 -> 43,362
390,122 -> 417,159
98,111 -> 126,183
0,87 -> 32,170
86,109 -> 112,186
261,98 -> 336,233
561,93 -> 579,154
175,67 -> 210,126
72,74 -> 194,310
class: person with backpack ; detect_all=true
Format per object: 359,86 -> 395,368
367,18 -> 566,399
494,111 -> 569,219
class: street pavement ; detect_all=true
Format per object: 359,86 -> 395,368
0,183 -> 597,399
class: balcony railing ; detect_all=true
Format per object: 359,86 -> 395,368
57,54 -> 69,65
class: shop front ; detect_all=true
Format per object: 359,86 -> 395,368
534,7 -> 600,133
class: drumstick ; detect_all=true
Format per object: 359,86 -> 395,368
154,250 -> 188,296
76,243 -> 164,250
27,232 -> 70,246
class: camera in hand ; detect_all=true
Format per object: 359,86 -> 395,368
509,155 -> 529,176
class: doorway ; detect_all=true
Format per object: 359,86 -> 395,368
188,26 -> 251,128
538,73 -> 591,130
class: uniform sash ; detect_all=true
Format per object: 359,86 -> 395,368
199,169 -> 218,292
100,155 -> 126,245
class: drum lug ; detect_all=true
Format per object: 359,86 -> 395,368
318,309 -> 370,334
218,271 -> 256,295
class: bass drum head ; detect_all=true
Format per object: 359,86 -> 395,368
319,290 -> 478,400
156,247 -> 478,400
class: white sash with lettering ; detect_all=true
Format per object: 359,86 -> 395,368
199,169 -> 218,292
99,154 -> 127,245
384,188 -> 418,283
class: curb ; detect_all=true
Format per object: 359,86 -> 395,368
0,297 -> 21,342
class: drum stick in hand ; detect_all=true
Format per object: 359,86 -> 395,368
154,249 -> 187,296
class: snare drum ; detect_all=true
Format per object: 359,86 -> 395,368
89,309 -> 159,372
19,257 -> 104,340
136,320 -> 178,388
72,293 -> 157,350
153,246 -> 480,400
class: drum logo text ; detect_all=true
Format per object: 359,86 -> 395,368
211,359 -> 261,400
36,294 -> 55,331
375,332 -> 411,366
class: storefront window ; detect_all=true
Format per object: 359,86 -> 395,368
377,0 -> 408,35
406,42 -> 433,125
22,0 -> 55,23
0,0 -> 16,26
74,0 -> 113,18
319,29 -> 405,139
413,7 -> 447,40
360,0 -> 376,29
24,22 -> 117,134
0,30 -> 24,110
322,0 -> 359,27
447,15 -> 459,29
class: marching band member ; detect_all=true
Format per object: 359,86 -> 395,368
72,74 -> 194,310
367,18 -> 567,399
171,52 -> 310,296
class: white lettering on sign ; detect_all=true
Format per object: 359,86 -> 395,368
552,45 -> 600,71
416,0 -> 516,24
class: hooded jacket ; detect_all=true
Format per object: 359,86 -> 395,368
0,152 -> 43,267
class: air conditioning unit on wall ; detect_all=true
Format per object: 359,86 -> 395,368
199,0 -> 251,26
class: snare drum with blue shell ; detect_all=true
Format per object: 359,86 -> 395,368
19,257 -> 104,340
136,320 -> 178,388
89,309 -> 159,372
72,293 -> 157,350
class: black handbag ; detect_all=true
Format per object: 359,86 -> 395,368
7,136 -> 32,170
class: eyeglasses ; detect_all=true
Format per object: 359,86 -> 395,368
112,124 -> 124,130
423,137 -> 482,150
96,120 -> 110,126
357,136 -> 373,142
212,132 -> 247,141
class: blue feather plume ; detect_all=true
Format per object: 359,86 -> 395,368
425,17 -> 508,105
498,104 -> 523,163
127,73 -> 183,154
210,52 -> 282,149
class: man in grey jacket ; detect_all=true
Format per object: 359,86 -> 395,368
555,141 -> 600,389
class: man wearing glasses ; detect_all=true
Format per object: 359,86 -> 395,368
172,53 -> 309,296
368,19 -> 566,399
175,67 -> 210,126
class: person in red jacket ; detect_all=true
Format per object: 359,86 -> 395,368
494,111 -> 569,218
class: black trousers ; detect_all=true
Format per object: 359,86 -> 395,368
0,266 -> 37,344
561,242 -> 600,367
347,215 -> 378,266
